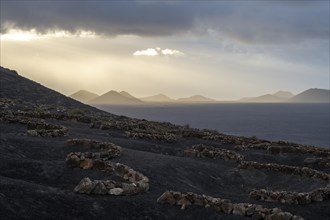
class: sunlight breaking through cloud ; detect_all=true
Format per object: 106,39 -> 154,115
133,48 -> 159,56
133,47 -> 185,57
0,29 -> 97,41
161,49 -> 185,56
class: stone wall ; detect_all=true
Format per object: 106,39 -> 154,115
65,138 -> 149,196
184,144 -> 244,163
157,191 -> 304,220
249,186 -> 330,205
184,144 -> 330,205
72,162 -> 149,195
126,131 -> 177,143
303,157 -> 330,168
2,113 -> 68,137
236,142 -> 330,158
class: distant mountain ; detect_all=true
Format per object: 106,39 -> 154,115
239,95 -> 287,103
119,91 -> 137,99
289,88 -> 330,103
177,95 -> 216,103
273,91 -> 294,99
69,90 -> 99,103
239,91 -> 294,103
89,90 -> 143,105
141,94 -> 175,103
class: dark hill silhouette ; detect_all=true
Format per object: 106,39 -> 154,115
0,66 -> 102,113
177,95 -> 216,103
289,88 -> 330,103
69,90 -> 99,103
89,90 -> 143,105
141,94 -> 175,103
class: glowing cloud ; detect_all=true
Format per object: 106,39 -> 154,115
0,29 -> 97,41
133,48 -> 185,57
161,49 -> 185,56
133,48 -> 159,56
0,29 -> 42,41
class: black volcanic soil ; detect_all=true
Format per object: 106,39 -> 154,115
1,67 -> 330,220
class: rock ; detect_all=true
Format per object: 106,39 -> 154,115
109,188 -> 124,195
245,204 -> 256,216
74,177 -> 95,194
177,197 -> 192,210
266,212 -> 293,220
292,216 -> 305,220
221,201 -> 233,214
92,182 -> 107,195
27,129 -> 38,136
65,154 -> 80,167
232,203 -> 246,216
310,190 -> 324,202
157,191 -> 176,205
296,193 -> 311,204
193,197 -> 204,206
122,183 -> 137,195
79,158 -> 93,170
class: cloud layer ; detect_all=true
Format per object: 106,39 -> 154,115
1,1 -> 329,44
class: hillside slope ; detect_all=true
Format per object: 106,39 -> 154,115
0,67 -> 103,114
1,67 -> 329,220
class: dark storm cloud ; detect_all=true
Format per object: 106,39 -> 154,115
1,1 -> 329,43
0,1 -> 198,36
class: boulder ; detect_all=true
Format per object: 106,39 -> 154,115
157,191 -> 176,205
79,159 -> 93,170
92,182 -> 107,195
232,203 -> 246,216
177,197 -> 192,210
74,177 -> 95,194
220,201 -> 233,214
109,187 -> 124,195
65,154 -> 80,167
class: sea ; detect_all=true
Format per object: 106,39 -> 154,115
95,103 -> 330,149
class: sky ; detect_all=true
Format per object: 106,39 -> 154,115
0,0 -> 329,100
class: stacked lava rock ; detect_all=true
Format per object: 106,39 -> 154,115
184,144 -> 244,163
304,157 -> 330,168
1,111 -> 68,137
239,161 -> 330,204
26,121 -> 68,137
65,138 -> 149,195
126,131 -> 177,143
249,186 -> 330,205
157,191 -> 304,220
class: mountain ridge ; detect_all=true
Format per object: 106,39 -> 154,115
69,88 -> 329,104
239,91 -> 294,103
140,94 -> 175,103
69,90 -> 99,103
177,95 -> 216,103
88,90 -> 143,105
289,88 -> 330,103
